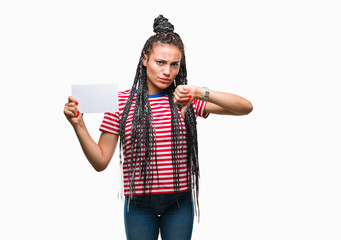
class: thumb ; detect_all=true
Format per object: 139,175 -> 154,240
181,102 -> 190,119
68,96 -> 78,105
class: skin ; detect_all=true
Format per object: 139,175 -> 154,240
64,43 -> 253,171
143,44 -> 181,95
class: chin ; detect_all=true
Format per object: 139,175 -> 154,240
158,82 -> 173,90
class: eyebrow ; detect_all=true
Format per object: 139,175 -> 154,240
156,57 -> 181,63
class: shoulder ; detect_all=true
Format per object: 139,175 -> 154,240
116,90 -> 134,112
118,89 -> 135,102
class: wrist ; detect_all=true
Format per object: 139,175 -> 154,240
72,118 -> 85,131
195,87 -> 205,100
202,87 -> 210,102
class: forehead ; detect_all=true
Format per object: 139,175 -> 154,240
150,43 -> 182,61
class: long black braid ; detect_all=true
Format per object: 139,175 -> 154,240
119,15 -> 200,215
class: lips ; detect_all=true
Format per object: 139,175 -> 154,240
159,78 -> 171,83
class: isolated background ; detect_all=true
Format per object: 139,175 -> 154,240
1,0 -> 340,239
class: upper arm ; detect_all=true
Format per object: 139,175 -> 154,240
98,131 -> 119,167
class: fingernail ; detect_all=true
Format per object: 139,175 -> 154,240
188,94 -> 192,98
184,101 -> 187,104
76,101 -> 79,106
187,98 -> 191,101
77,110 -> 80,114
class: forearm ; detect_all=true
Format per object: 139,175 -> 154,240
174,85 -> 253,117
64,96 -> 114,171
73,124 -> 107,171
204,89 -> 253,115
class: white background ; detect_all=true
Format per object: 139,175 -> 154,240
1,0 -> 340,239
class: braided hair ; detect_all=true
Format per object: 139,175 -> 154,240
119,15 -> 200,214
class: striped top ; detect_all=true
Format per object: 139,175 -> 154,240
99,90 -> 209,195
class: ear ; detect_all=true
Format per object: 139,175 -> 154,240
142,54 -> 148,67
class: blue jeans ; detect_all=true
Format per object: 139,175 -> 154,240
124,191 -> 194,240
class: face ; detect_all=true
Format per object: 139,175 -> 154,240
143,43 -> 182,95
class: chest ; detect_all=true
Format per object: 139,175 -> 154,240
122,98 -> 186,140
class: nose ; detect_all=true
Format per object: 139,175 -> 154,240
163,65 -> 171,76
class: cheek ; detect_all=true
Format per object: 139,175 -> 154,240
149,64 -> 160,76
146,65 -> 157,80
172,68 -> 180,77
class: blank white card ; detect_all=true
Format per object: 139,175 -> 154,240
72,83 -> 118,113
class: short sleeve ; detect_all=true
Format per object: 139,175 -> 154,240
99,112 -> 120,135
192,99 -> 209,118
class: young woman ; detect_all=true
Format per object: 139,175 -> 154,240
64,15 -> 252,240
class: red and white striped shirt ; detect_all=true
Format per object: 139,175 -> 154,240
100,90 -> 209,195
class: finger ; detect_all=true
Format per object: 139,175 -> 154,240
178,94 -> 191,104
173,89 -> 184,104
173,88 -> 181,100
182,85 -> 191,93
180,100 -> 192,119
173,90 -> 180,100
175,85 -> 189,95
181,105 -> 187,119
174,94 -> 187,104
65,102 -> 77,108
65,105 -> 79,117
174,89 -> 191,103
181,91 -> 195,118
180,88 -> 189,95
68,96 -> 79,106
64,108 -> 76,118
75,110 -> 80,118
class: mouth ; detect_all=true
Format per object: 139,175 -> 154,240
158,77 -> 171,83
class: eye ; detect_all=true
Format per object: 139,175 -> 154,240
171,62 -> 179,68
156,60 -> 164,65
